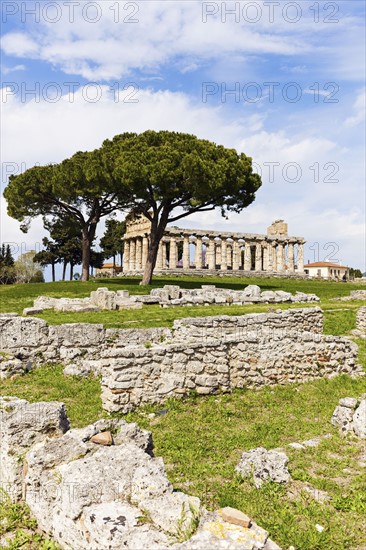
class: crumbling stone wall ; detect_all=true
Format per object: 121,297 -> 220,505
356,306 -> 366,333
1,309 -> 361,413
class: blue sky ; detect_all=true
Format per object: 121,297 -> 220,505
1,0 -> 365,279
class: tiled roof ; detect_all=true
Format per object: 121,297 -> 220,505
305,262 -> 348,269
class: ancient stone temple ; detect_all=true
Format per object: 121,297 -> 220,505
122,215 -> 305,277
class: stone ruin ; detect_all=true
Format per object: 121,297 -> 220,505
332,289 -> 366,302
331,396 -> 366,437
24,284 -> 319,315
352,306 -> 366,339
1,308 -> 363,413
0,396 -> 282,550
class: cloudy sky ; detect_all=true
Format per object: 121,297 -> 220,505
1,0 -> 365,278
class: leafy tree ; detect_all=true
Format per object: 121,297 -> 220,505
4,149 -> 128,281
100,218 -> 126,271
103,130 -> 261,284
33,238 -> 59,282
0,244 -> 16,284
14,251 -> 44,284
349,267 -> 362,279
89,250 -> 104,277
45,215 -> 82,281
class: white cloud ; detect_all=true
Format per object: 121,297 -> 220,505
344,89 -> 366,127
1,64 -> 26,75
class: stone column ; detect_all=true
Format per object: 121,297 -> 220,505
156,242 -> 163,270
288,241 -> 295,272
262,243 -> 268,272
183,235 -> 190,270
272,242 -> 277,272
232,238 -> 240,271
208,237 -> 216,270
255,242 -> 262,271
195,237 -> 203,269
216,245 -> 222,266
162,241 -> 167,269
297,242 -> 304,273
226,242 -> 232,268
129,239 -> 136,271
169,237 -> 177,269
244,242 -> 251,271
135,237 -> 142,270
267,241 -> 273,272
123,240 -> 130,272
277,242 -> 285,272
220,239 -> 227,270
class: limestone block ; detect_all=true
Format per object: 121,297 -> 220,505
235,447 -> 290,488
220,507 -> 251,528
243,285 -> 261,298
33,296 -> 59,310
0,355 -> 24,379
353,400 -> 366,438
0,315 -> 49,350
331,404 -> 356,433
1,398 -> 69,501
23,307 -> 44,316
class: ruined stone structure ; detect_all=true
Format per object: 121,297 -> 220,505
0,309 -> 361,412
0,397 -> 282,549
24,285 -> 319,316
122,216 -> 305,276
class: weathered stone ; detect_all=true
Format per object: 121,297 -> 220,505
331,405 -> 355,433
339,397 -> 358,408
0,398 -> 69,500
90,431 -> 113,445
220,507 -> 251,528
353,400 -> 366,438
235,447 -> 290,488
23,307 -> 44,316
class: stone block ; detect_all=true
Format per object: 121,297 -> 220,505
220,507 -> 251,528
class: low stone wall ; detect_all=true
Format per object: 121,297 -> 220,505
356,306 -> 366,333
25,284 -> 319,315
1,308 -> 362,413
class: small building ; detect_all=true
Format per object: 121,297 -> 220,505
96,263 -> 122,277
304,262 -> 349,280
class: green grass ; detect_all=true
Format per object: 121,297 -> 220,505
0,275 -> 364,332
0,275 -> 365,549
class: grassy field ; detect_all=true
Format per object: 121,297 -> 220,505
0,275 -> 365,333
0,275 -> 365,549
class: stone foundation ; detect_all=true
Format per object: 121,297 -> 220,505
1,308 -> 362,412
26,284 -> 318,315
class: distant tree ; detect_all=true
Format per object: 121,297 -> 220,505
0,244 -> 16,284
102,130 -> 261,284
349,267 -> 363,279
14,251 -> 44,284
89,250 -> 104,277
100,218 -> 126,271
33,238 -> 59,282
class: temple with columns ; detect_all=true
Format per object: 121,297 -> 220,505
122,215 -> 306,277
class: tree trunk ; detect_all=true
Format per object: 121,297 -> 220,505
81,222 -> 97,282
70,263 -> 74,281
62,260 -> 67,281
81,227 -> 91,282
51,262 -> 55,282
113,254 -> 116,276
140,212 -> 169,285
